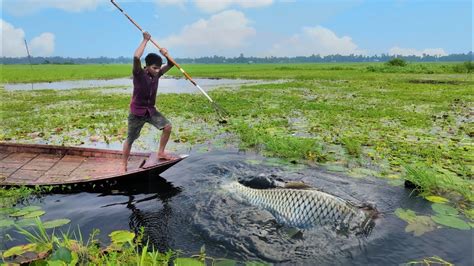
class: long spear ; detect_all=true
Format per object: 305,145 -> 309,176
110,0 -> 228,122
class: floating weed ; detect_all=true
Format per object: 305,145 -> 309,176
9,206 -> 43,217
405,256 -> 454,266
340,136 -> 362,157
395,208 -> 437,236
388,179 -> 405,187
404,165 -> 472,201
323,163 -> 348,173
431,215 -> 470,230
347,167 -> 379,178
42,219 -> 71,229
430,203 -> 470,230
424,195 -> 449,203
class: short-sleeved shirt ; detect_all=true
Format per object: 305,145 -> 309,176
130,68 -> 163,116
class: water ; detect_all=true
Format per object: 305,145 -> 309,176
2,150 -> 472,265
4,77 -> 270,93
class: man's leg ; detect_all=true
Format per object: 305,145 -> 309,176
158,124 -> 176,160
122,113 -> 145,172
122,140 -> 132,172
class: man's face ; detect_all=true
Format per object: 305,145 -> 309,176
147,64 -> 160,76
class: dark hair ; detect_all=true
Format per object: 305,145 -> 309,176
145,53 -> 162,66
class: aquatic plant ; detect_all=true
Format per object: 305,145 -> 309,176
1,62 -> 472,205
405,256 -> 453,266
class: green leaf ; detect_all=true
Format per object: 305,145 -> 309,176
431,203 -> 458,216
404,216 -> 436,236
42,219 -> 71,229
16,218 -> 37,227
10,206 -> 42,217
2,243 -> 37,258
424,195 -> 449,203
174,258 -> 205,266
50,246 -> 72,263
0,219 -> 14,228
109,230 -> 135,244
23,210 -> 46,218
395,208 -> 417,223
47,261 -> 67,266
214,259 -> 238,266
431,215 -> 470,230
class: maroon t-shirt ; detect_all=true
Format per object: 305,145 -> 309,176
130,68 -> 163,116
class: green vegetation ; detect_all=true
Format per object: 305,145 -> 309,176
1,219 -> 179,265
0,62 -> 472,262
1,63 -> 472,205
386,58 -> 407,67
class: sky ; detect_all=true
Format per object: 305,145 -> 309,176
1,0 -> 472,58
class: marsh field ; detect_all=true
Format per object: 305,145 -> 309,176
0,62 -> 473,264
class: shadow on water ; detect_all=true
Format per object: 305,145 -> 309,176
3,150 -> 472,265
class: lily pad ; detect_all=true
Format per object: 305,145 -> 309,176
431,203 -> 458,216
16,218 -> 37,227
395,208 -> 417,223
43,219 -> 71,229
214,259 -> 238,266
109,230 -> 135,244
404,215 -> 437,236
0,219 -> 14,228
23,210 -> 46,218
10,206 -> 42,217
431,215 -> 470,230
425,195 -> 449,203
174,258 -> 205,266
2,243 -> 37,258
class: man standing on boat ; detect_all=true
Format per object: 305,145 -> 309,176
122,31 -> 176,172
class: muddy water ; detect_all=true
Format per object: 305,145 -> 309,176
4,77 -> 269,93
3,149 -> 472,265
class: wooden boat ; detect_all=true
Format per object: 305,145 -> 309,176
0,142 -> 188,186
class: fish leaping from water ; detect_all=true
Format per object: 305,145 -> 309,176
225,181 -> 377,236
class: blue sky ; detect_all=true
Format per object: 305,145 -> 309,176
1,0 -> 472,58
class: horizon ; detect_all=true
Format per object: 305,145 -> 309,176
1,0 -> 472,58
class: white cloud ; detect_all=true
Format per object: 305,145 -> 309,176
160,10 -> 256,57
269,25 -> 364,57
30,33 -> 55,56
1,20 -> 26,57
389,46 -> 447,56
159,0 -> 273,13
3,0 -> 106,16
0,20 -> 55,57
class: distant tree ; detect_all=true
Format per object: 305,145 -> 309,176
386,58 -> 407,67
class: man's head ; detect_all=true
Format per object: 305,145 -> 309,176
145,53 -> 162,76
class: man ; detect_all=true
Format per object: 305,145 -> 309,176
122,31 -> 175,172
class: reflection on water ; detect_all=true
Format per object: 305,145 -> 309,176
4,77 -> 269,93
2,150 -> 472,265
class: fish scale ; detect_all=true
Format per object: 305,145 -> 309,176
228,181 -> 371,231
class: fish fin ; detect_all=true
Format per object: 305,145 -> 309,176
283,181 -> 313,190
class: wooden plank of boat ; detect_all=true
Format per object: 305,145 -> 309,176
0,142 -> 188,186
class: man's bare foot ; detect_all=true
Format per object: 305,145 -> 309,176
121,162 -> 128,173
157,152 -> 178,161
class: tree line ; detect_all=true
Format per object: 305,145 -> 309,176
1,52 -> 472,65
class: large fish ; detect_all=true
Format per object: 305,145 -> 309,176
225,181 -> 377,235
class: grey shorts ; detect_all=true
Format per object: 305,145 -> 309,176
126,112 -> 170,144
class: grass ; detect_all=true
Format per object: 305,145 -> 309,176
1,62 -> 473,203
